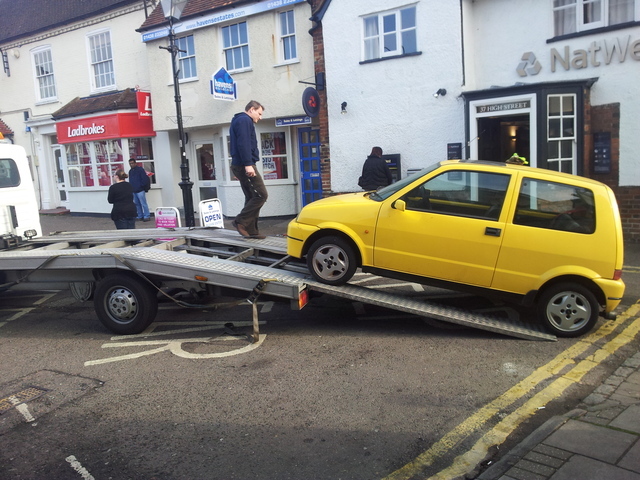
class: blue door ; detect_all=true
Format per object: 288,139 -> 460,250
298,127 -> 322,206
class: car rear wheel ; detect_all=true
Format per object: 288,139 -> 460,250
537,282 -> 599,337
307,236 -> 357,286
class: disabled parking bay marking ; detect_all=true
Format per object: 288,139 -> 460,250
84,321 -> 267,366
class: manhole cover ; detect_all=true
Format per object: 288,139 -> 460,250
0,386 -> 49,414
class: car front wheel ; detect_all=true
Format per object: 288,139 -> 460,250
537,282 -> 599,337
306,236 -> 357,286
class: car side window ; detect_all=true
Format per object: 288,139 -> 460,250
0,158 -> 21,188
514,178 -> 595,234
401,170 -> 510,220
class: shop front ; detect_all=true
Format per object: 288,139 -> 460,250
52,91 -> 158,215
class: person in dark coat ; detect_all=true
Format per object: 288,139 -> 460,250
108,169 -> 137,230
358,146 -> 393,191
128,158 -> 151,221
230,100 -> 268,239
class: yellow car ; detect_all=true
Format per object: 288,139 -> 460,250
287,160 -> 625,337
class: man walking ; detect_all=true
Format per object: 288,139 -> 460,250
128,157 -> 151,222
230,100 -> 267,239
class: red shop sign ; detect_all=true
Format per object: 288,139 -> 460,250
56,113 -> 155,144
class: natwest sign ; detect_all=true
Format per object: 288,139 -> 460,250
56,113 -> 155,144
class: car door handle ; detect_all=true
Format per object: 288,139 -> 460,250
485,227 -> 502,237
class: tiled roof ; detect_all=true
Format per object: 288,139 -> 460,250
0,0 -> 142,44
0,118 -> 14,136
51,88 -> 139,120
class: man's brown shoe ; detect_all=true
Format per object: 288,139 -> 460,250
232,220 -> 250,238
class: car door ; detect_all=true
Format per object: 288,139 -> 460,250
373,168 -> 512,287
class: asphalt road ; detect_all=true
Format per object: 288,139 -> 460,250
0,215 -> 639,479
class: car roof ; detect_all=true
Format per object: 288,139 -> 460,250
440,159 -> 608,188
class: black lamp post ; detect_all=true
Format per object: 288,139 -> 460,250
159,0 -> 195,227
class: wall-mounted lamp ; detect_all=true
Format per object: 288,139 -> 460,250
341,102 -> 348,114
433,88 -> 447,98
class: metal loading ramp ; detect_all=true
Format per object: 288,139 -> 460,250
307,282 -> 557,341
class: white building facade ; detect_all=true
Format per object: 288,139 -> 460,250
317,0 -> 640,240
0,1 -> 165,216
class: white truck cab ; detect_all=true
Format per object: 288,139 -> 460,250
0,144 -> 42,249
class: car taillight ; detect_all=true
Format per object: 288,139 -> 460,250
613,269 -> 623,280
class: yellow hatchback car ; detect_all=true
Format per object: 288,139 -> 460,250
287,160 -> 625,337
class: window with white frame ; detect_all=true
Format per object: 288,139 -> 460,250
547,95 -> 576,174
222,22 -> 250,71
88,30 -> 115,90
176,35 -> 197,80
225,131 -> 291,182
363,5 -> 417,61
553,0 -> 637,36
279,10 -> 297,62
32,47 -> 57,102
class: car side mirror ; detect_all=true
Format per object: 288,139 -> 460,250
393,199 -> 406,211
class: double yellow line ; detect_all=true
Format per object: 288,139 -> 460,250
384,303 -> 640,480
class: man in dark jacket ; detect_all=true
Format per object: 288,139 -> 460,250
230,100 -> 267,239
128,158 -> 151,222
358,146 -> 393,191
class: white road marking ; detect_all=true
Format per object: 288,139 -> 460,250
9,396 -> 35,423
65,455 -> 95,480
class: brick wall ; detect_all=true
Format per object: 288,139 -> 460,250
587,102 -> 640,242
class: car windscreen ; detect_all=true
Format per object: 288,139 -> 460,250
369,163 -> 440,201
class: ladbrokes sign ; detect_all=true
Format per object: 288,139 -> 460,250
55,113 -> 155,144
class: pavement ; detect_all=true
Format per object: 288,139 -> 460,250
38,210 -> 640,480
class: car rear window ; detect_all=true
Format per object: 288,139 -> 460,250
514,178 -> 595,234
0,158 -> 21,188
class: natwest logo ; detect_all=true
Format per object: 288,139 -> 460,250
67,123 -> 106,138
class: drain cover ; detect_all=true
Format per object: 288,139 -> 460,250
0,386 -> 49,414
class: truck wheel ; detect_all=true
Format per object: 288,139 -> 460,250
94,273 -> 158,334
307,236 -> 357,286
537,282 -> 599,337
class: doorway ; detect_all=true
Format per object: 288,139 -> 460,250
298,127 -> 322,206
192,142 -> 217,204
477,115 -> 530,164
52,145 -> 70,209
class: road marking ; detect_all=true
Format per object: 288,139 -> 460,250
85,322 -> 267,366
384,303 -> 640,480
0,308 -> 35,329
9,396 -> 36,423
65,455 -> 95,480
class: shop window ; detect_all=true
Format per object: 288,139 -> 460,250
176,35 -> 197,80
278,10 -> 297,62
32,46 -> 57,102
65,138 -> 154,189
197,143 -> 215,180
95,140 -> 124,186
547,94 -> 576,174
222,22 -> 250,71
88,30 -> 115,91
261,132 -> 289,180
363,5 -> 417,61
553,0 -> 637,36
128,138 -> 156,185
66,143 -> 94,187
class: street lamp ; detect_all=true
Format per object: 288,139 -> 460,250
159,0 -> 195,227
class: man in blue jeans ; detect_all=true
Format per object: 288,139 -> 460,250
128,158 -> 151,222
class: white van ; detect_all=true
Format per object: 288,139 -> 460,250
0,144 -> 42,249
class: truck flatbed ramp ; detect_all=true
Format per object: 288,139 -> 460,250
2,227 -> 556,341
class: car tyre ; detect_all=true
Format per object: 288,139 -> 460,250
307,236 -> 357,286
94,273 -> 158,334
537,282 -> 599,337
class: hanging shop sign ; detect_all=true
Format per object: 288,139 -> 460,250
55,113 -> 156,144
302,87 -> 320,118
137,91 -> 152,119
210,67 -> 237,101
